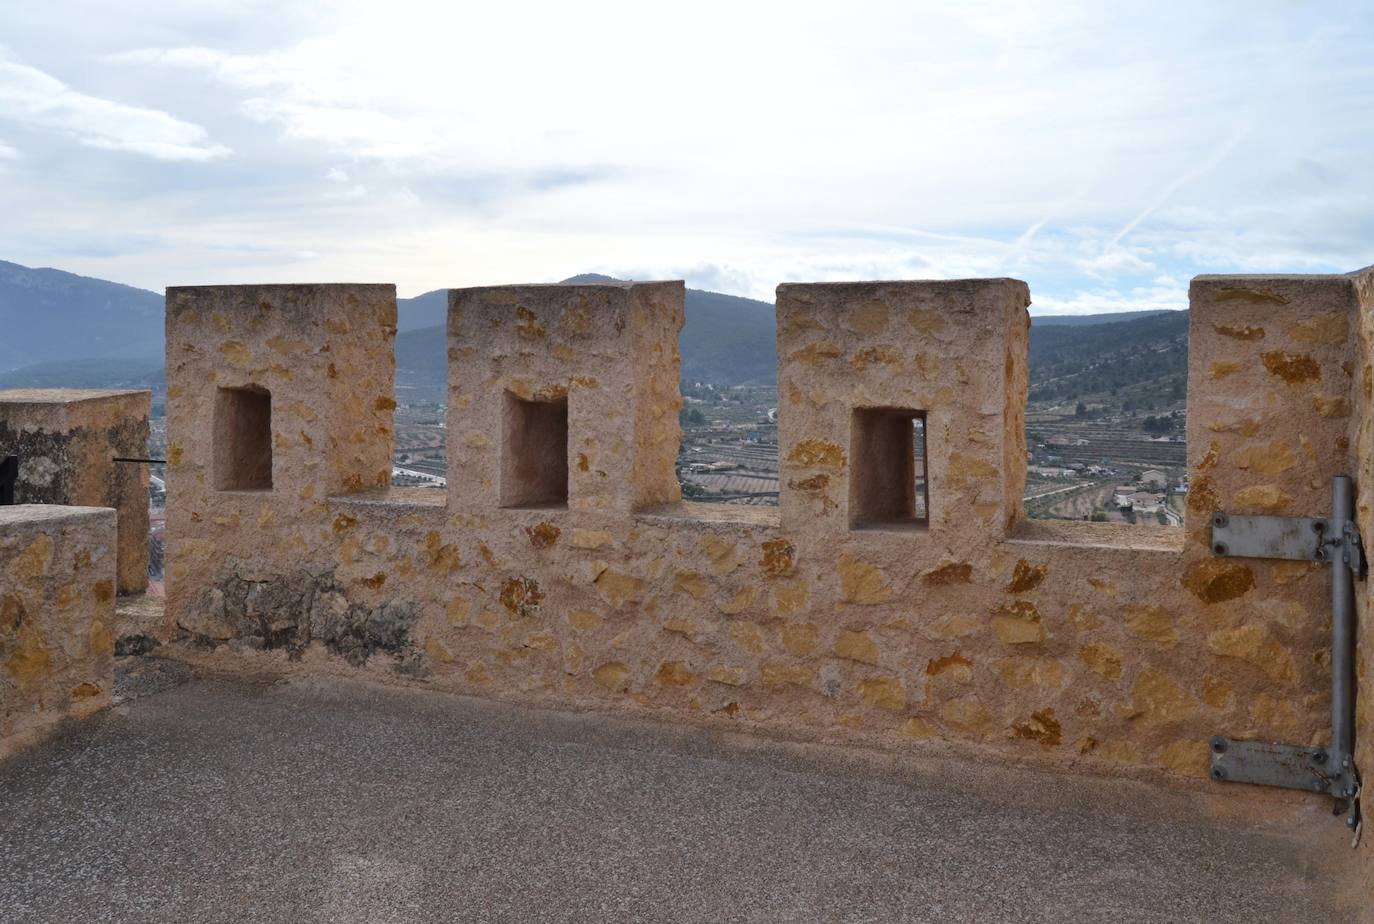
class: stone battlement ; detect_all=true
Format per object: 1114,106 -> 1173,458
150,271 -> 1374,793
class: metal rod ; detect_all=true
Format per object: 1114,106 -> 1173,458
1332,475 -> 1355,767
112,457 -> 167,465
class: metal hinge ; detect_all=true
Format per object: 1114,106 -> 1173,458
1207,476 -> 1362,842
1209,511 -> 1365,576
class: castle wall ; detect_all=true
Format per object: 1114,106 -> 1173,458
0,505 -> 116,758
161,274 -> 1367,799
0,389 -> 150,595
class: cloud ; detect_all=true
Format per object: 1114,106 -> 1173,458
0,0 -> 1370,310
0,55 -> 229,161
0,139 -> 17,159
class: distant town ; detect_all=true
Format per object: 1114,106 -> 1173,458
378,379 -> 1187,528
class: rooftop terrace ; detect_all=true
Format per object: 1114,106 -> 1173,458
4,271 -> 1374,920
0,661 -> 1356,923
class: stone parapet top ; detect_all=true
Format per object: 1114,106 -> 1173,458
328,488 -> 447,509
634,502 -> 781,529
0,503 -> 116,526
1007,518 -> 1186,553
0,388 -> 147,405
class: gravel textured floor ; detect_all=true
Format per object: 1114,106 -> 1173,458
0,663 -> 1352,923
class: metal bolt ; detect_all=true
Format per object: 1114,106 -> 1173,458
1312,519 -> 1328,534
1210,737 -> 1228,755
1312,750 -> 1328,765
1212,513 -> 1228,529
1211,768 -> 1226,781
1213,543 -> 1229,556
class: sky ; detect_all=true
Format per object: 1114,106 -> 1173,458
0,0 -> 1372,312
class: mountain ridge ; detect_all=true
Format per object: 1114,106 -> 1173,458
0,260 -> 1188,394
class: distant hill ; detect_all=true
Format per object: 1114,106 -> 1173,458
1030,310 -> 1175,326
0,260 -> 163,371
1028,310 -> 1189,403
0,258 -> 1190,396
0,356 -> 163,390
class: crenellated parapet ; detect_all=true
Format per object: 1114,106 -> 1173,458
153,269 -> 1374,793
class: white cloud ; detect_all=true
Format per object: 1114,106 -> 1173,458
0,138 -> 17,159
0,55 -> 229,161
0,0 -> 1369,308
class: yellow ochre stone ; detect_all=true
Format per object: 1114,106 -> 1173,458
833,629 -> 880,665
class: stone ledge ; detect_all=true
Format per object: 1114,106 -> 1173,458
634,501 -> 781,529
1007,518 -> 1186,553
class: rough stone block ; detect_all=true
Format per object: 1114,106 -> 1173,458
0,389 -> 150,594
163,284 -> 398,641
447,281 -> 684,515
776,279 -> 1029,538
1,504 -> 116,758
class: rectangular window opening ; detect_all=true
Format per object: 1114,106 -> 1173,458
849,407 -> 928,530
1023,315 -> 1187,529
214,385 -> 272,491
500,391 -> 569,508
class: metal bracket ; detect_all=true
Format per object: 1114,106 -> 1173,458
1209,737 -> 1335,794
1342,520 -> 1366,578
1209,477 -> 1363,844
1209,512 -> 1330,562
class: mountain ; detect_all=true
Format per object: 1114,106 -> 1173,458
0,258 -> 1189,396
0,357 -> 163,390
1030,310 -> 1175,326
0,260 -> 163,371
1028,310 -> 1189,404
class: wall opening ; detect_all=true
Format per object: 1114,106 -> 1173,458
1023,309 -> 1187,527
500,391 -> 568,508
849,407 -> 928,530
391,317 -> 449,492
213,385 -> 272,491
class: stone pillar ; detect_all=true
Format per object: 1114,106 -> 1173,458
0,389 -> 151,594
775,279 -> 1030,542
1184,274 -> 1362,760
164,284 -> 397,638
446,281 -> 684,515
1,505 -> 116,758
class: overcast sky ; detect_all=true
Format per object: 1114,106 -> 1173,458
1,1 -> 1371,311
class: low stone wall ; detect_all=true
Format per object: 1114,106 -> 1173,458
0,389 -> 151,595
0,504 -> 116,758
161,274 -> 1371,797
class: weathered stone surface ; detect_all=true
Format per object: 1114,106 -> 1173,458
1,505 -> 115,758
150,272 -> 1369,798
0,389 -> 151,597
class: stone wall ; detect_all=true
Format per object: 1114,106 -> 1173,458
162,275 -> 1367,801
1349,267 -> 1374,915
0,389 -> 151,594
0,504 -> 116,759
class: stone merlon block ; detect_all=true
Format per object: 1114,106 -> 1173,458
1,504 -> 116,758
164,284 -> 397,501
776,279 -> 1030,539
447,281 -> 684,515
0,388 -> 150,594
1186,275 -> 1361,540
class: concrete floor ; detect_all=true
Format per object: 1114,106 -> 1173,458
0,660 -> 1352,923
